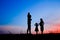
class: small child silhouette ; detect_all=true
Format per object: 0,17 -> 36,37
34,23 -> 39,34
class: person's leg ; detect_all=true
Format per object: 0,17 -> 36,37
41,26 -> 43,34
42,26 -> 44,34
27,29 -> 28,34
41,31 -> 43,34
29,29 -> 31,34
36,32 -> 38,34
29,24 -> 31,34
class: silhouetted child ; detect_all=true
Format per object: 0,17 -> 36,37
39,18 -> 44,34
34,23 -> 39,34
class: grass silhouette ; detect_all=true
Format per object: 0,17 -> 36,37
0,33 -> 60,40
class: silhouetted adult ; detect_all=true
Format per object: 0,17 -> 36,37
27,12 -> 32,34
34,23 -> 39,34
39,18 -> 44,34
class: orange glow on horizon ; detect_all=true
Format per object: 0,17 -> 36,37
0,24 -> 60,34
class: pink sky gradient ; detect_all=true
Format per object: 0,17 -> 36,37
0,23 -> 60,34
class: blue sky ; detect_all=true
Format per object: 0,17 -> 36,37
0,0 -> 40,25
0,0 -> 60,33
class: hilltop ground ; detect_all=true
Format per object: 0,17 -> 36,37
0,33 -> 60,40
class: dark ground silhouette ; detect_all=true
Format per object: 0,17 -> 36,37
0,34 -> 60,40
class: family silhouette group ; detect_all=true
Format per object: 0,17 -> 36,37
27,12 -> 44,34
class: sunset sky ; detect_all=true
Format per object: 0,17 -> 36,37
0,0 -> 60,34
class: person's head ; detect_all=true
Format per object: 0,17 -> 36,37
28,12 -> 30,15
40,18 -> 43,21
35,23 -> 37,24
35,23 -> 38,25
